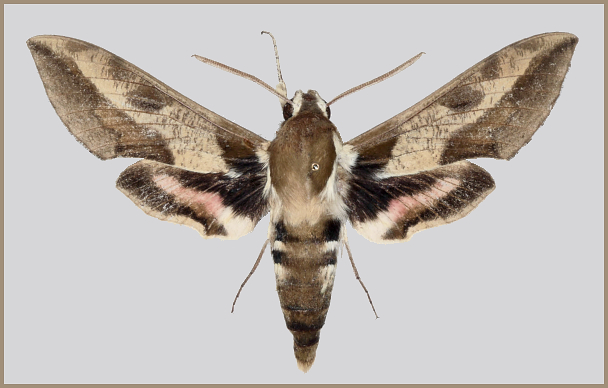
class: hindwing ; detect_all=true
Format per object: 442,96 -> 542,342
117,160 -> 269,239
345,160 -> 495,243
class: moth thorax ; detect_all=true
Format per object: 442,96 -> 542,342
268,119 -> 339,225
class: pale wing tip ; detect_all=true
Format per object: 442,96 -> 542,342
528,32 -> 579,51
527,31 -> 578,42
562,32 -> 579,43
27,35 -> 93,54
551,32 -> 579,41
26,36 -> 45,52
548,32 -> 579,48
26,35 -> 57,48
26,35 -> 44,44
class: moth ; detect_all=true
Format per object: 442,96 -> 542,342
28,32 -> 577,372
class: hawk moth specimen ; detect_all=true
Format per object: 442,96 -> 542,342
28,32 -> 577,372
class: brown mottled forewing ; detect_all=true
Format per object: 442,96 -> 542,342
27,35 -> 268,174
344,33 -> 576,243
347,32 -> 578,176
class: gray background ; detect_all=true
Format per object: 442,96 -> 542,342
5,4 -> 603,384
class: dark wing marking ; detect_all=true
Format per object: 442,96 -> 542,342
117,159 -> 269,240
346,33 -> 578,177
27,35 -> 268,175
345,161 -> 494,243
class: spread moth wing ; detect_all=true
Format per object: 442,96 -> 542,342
117,160 -> 269,240
28,35 -> 271,239
27,35 -> 268,173
348,32 -> 578,175
345,160 -> 495,243
342,32 -> 577,243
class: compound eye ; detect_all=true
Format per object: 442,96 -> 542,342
283,103 -> 294,120
325,106 -> 331,119
311,163 -> 320,171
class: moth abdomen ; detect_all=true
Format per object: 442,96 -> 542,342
270,218 -> 342,372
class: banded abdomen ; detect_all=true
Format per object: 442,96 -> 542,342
270,218 -> 342,372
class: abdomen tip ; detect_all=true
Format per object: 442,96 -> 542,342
295,342 -> 318,373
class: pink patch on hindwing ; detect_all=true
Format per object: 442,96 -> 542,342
387,196 -> 417,222
386,178 -> 460,222
434,177 -> 459,191
152,174 -> 225,218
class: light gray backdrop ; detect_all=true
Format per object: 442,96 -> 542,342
5,4 -> 603,384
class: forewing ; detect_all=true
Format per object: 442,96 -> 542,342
347,33 -> 578,177
345,160 -> 495,243
27,35 -> 268,175
117,159 -> 269,240
342,33 -> 576,243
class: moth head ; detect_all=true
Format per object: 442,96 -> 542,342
282,90 -> 330,121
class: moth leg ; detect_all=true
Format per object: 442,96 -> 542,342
231,239 -> 269,313
344,241 -> 379,319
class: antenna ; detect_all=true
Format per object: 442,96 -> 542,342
193,42 -> 293,106
327,52 -> 424,106
261,31 -> 288,102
